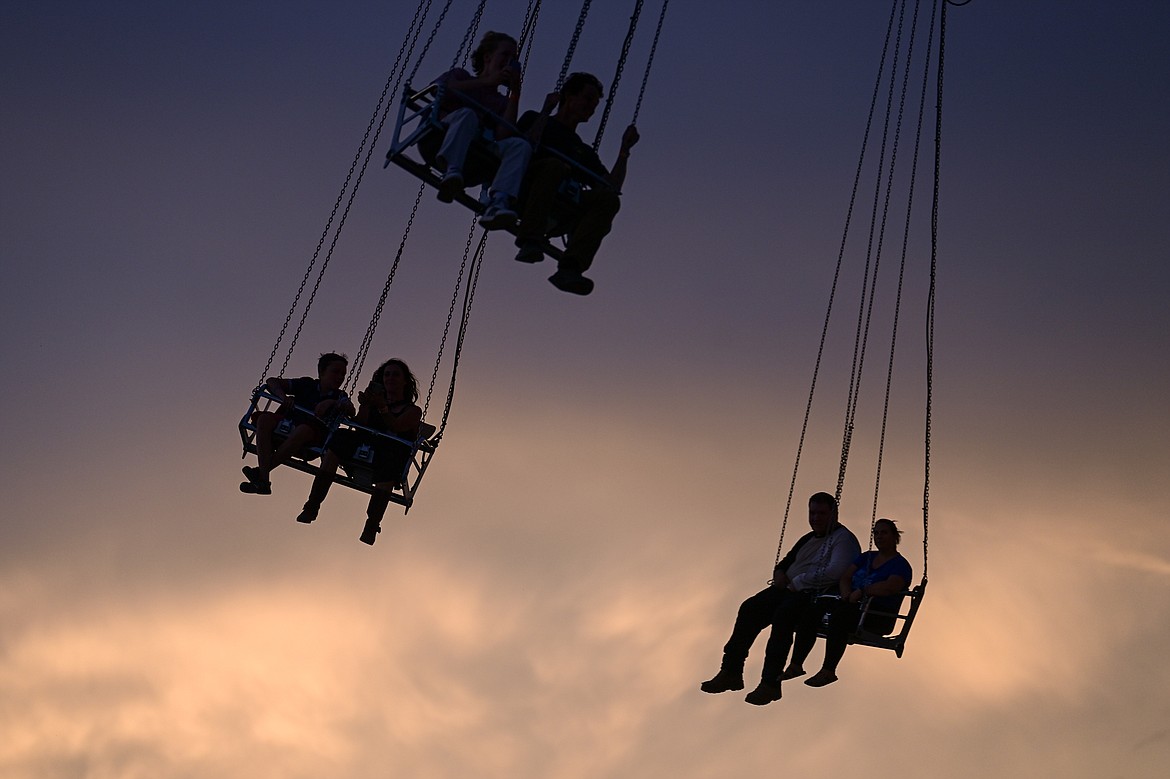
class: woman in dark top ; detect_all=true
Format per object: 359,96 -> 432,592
785,518 -> 912,687
296,358 -> 423,545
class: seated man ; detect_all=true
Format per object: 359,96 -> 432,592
241,352 -> 354,495
431,30 -> 531,230
699,492 -> 861,706
514,72 -> 640,296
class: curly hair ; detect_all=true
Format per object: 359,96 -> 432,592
470,31 -> 517,74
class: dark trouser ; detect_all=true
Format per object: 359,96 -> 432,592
720,586 -> 798,675
759,591 -> 825,684
814,598 -> 898,675
818,600 -> 862,675
517,158 -> 621,274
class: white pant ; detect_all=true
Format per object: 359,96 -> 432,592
437,107 -> 531,201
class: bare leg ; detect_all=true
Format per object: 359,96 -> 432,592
298,450 -> 339,524
270,424 -> 318,471
253,411 -> 280,474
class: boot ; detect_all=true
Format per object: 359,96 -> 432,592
700,667 -> 745,694
359,517 -> 381,545
359,491 -> 391,546
297,472 -> 333,523
744,680 -> 782,706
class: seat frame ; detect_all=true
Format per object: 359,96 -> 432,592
384,82 -> 617,261
238,386 -> 437,511
814,581 -> 927,658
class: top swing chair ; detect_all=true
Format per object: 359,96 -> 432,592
384,0 -> 672,264
769,0 -> 969,658
238,0 -> 672,513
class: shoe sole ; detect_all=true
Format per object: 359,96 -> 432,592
480,213 -> 517,230
700,683 -> 744,694
515,247 -> 545,263
549,273 -> 594,296
436,176 -> 463,203
744,687 -> 782,705
804,674 -> 838,687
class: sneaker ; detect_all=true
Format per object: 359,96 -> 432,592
548,269 -> 594,296
296,503 -> 319,524
744,680 -> 783,706
436,170 -> 464,203
479,203 -> 518,230
240,466 -> 271,495
781,665 -> 806,681
239,479 -> 272,495
700,668 -> 744,694
359,518 -> 381,546
804,670 -> 838,687
514,240 -> 545,263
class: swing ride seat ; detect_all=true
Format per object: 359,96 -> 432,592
384,82 -> 614,262
814,582 -> 926,658
238,386 -> 438,511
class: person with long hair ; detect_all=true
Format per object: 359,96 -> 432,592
295,358 -> 422,545
432,30 -> 530,229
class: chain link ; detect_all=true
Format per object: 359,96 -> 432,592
422,216 -> 479,423
255,0 -> 433,388
630,0 -> 669,126
556,0 -> 594,91
592,0 -> 643,151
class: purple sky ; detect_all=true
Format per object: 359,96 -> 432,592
3,2 -> 1169,777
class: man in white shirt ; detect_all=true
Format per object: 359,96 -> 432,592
700,492 -> 861,705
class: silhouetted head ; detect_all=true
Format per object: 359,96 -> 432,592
873,517 -> 902,549
471,31 -> 517,75
317,352 -> 349,391
807,492 -> 839,537
376,358 -> 419,404
558,72 -> 604,121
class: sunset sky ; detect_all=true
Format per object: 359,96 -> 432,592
3,1 -> 1169,777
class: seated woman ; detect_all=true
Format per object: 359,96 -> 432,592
431,30 -> 530,229
784,518 -> 912,687
295,358 -> 423,546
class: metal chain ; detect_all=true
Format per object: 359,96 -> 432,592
869,0 -> 929,541
592,0 -> 643,151
630,0 -> 670,126
836,0 -> 909,502
518,0 -> 544,60
775,0 -> 900,565
408,0 -> 458,85
255,0 -> 432,387
422,216 -> 480,423
922,0 -> 955,580
346,181 -> 427,394
557,0 -> 594,91
452,0 -> 488,70
432,231 -> 487,443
